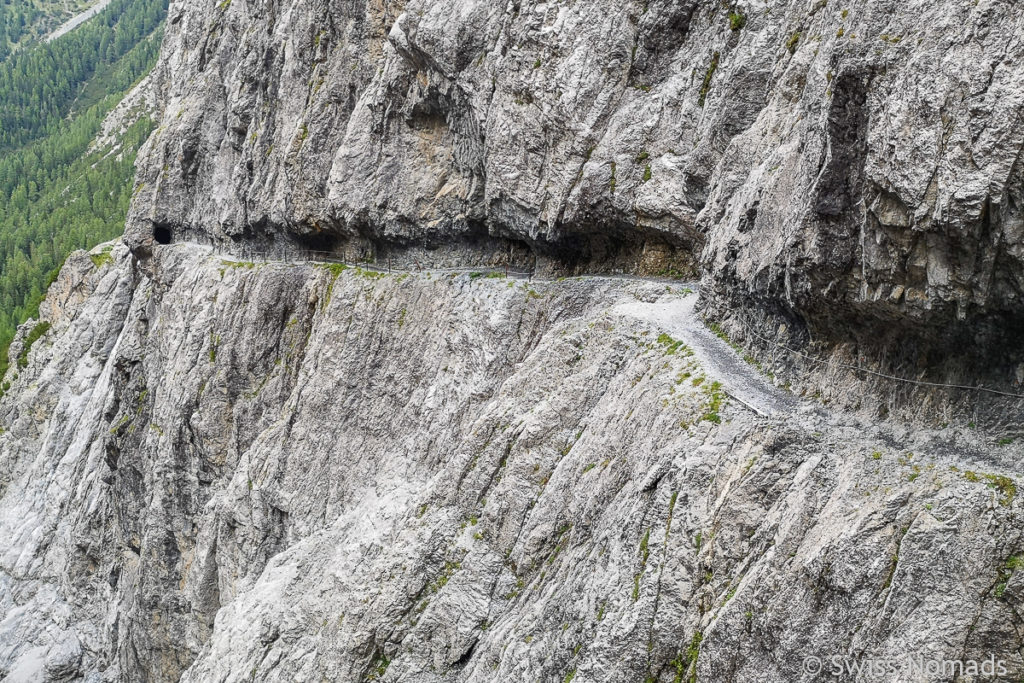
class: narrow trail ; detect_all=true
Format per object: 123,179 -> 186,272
164,241 -> 1024,418
46,0 -> 115,42
620,297 -> 801,418
199,243 -> 802,419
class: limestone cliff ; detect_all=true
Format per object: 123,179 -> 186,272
0,244 -> 1021,681
127,0 -> 1024,405
1,0 -> 1024,681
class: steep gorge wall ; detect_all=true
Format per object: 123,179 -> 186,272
1,0 -> 1023,680
127,0 -> 1024,401
0,245 -> 1021,681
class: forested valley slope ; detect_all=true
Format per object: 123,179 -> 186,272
0,0 -> 165,381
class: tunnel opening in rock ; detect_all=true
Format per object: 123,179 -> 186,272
533,227 -> 699,279
153,226 -> 172,245
292,229 -> 343,255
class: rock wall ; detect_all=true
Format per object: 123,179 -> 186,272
2,0 -> 1023,680
127,0 -> 1024,396
0,244 -> 1021,681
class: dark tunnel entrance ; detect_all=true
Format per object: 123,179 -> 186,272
153,226 -> 172,245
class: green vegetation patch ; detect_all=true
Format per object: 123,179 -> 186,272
354,267 -> 387,280
0,0 -> 165,379
963,470 -> 1017,506
708,321 -> 762,368
786,32 -> 801,53
89,247 -> 114,269
365,653 -> 391,681
319,262 -> 348,278
670,630 -> 703,683
995,554 -> 1023,599
698,51 -> 720,107
632,527 -> 651,601
16,320 -> 50,368
656,332 -> 688,356
318,262 -> 348,309
469,271 -> 504,280
700,380 -> 726,424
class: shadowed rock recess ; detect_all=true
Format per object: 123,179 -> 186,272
1,1 -> 1023,682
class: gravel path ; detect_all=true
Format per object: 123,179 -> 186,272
46,0 -> 115,42
206,243 -> 801,417
621,295 -> 801,418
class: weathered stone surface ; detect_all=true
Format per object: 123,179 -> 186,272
127,0 -> 1024,391
2,0 -> 1023,680
0,244 -> 1020,681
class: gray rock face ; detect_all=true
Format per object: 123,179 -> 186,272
0,244 -> 1021,681
127,0 -> 1024,393
2,0 -> 1023,680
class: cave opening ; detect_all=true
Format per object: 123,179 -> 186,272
153,226 -> 172,245
293,230 -> 342,254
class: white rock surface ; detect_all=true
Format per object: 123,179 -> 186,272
0,244 -> 1020,681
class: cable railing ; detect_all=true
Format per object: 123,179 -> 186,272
182,240 -> 1024,402
205,243 -> 537,279
732,319 -> 1024,401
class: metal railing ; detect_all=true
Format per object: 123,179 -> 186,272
733,319 -> 1024,401
204,243 -> 536,279
176,241 -> 1024,401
